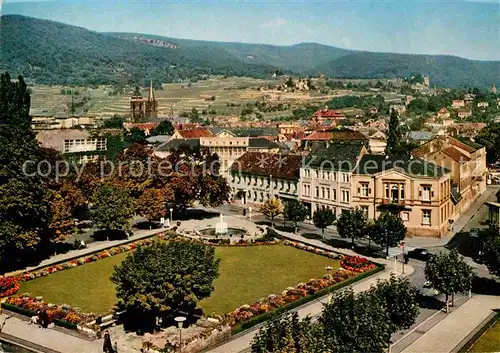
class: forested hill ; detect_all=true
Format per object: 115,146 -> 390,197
0,15 -> 279,86
1,15 -> 499,88
310,52 -> 500,88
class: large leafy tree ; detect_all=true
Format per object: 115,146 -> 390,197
386,108 -> 401,155
135,188 -> 169,227
425,249 -> 474,313
47,191 -> 74,242
284,201 -> 309,233
336,207 -> 368,248
313,208 -> 336,238
251,313 -> 325,353
321,288 -> 392,353
371,274 -> 419,334
370,212 -> 406,256
90,184 -> 135,232
124,127 -> 147,145
476,122 -> 500,164
260,198 -> 284,228
482,233 -> 500,277
0,73 -> 50,269
111,240 -> 220,329
150,120 -> 174,136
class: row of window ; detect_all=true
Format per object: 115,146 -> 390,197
303,185 -> 350,203
233,176 -> 295,191
357,182 -> 435,203
63,138 -> 106,153
302,169 -> 350,183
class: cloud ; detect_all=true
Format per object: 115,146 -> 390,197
260,17 -> 288,28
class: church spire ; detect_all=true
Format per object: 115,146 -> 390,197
148,80 -> 155,101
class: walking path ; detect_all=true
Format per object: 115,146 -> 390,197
401,294 -> 500,353
5,228 -> 165,277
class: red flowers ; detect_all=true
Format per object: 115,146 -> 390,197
0,276 -> 20,298
341,256 -> 376,273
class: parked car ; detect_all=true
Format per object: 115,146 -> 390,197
420,281 -> 439,297
408,248 -> 430,261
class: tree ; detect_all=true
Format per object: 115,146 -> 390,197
0,73 -> 50,269
482,233 -> 500,277
90,184 -> 135,232
284,201 -> 309,233
190,107 -> 202,123
476,122 -> 500,164
370,212 -> 406,256
111,240 -> 220,330
425,249 -> 474,313
48,191 -> 75,243
386,108 -> 401,155
103,115 -> 125,129
124,127 -> 146,145
371,274 -> 419,333
336,208 -> 368,248
135,188 -> 168,228
150,120 -> 174,136
260,198 -> 284,228
313,208 -> 336,238
320,288 -> 392,353
251,312 -> 324,353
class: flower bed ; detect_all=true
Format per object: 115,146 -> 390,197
3,295 -> 96,329
203,238 -> 280,246
283,240 -> 344,260
341,255 -> 376,273
0,276 -> 20,298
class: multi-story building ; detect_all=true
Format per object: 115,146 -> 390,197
412,136 -> 487,217
353,155 -> 453,237
230,152 -> 303,205
299,141 -> 368,217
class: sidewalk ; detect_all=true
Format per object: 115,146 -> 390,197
401,294 -> 500,353
206,230 -> 412,353
6,228 -> 164,277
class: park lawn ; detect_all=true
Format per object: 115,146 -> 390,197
470,320 -> 500,352
20,244 -> 340,315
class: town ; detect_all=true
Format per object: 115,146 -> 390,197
1,6 -> 500,353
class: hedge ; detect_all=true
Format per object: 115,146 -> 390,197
1,302 -> 78,330
231,264 -> 385,335
458,312 -> 500,353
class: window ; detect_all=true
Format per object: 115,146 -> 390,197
391,185 -> 399,203
327,172 -> 330,180
333,189 -> 337,201
327,188 -> 331,200
422,210 -> 431,225
385,184 -> 389,199
361,206 -> 369,218
341,190 -> 350,203
401,212 -> 409,222
321,187 -> 325,199
360,183 -> 369,197
400,184 -> 405,200
315,170 -> 319,178
342,173 -> 350,183
315,186 -> 319,198
322,171 -> 327,180
422,186 -> 431,201
332,172 -> 337,181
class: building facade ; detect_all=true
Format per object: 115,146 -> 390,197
130,81 -> 158,122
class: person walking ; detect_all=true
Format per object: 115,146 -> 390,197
103,330 -> 115,353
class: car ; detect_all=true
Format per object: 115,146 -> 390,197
419,281 -> 439,297
469,228 -> 481,238
408,248 -> 430,261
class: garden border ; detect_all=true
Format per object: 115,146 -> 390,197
456,311 -> 499,353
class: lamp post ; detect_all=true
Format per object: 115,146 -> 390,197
249,206 -> 252,222
174,316 -> 186,353
169,208 -> 174,224
400,240 -> 406,274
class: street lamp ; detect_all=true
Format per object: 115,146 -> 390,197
174,316 -> 186,353
400,240 -> 406,274
248,206 -> 252,222
169,208 -> 174,224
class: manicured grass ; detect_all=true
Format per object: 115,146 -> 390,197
469,320 -> 500,352
19,244 -> 340,315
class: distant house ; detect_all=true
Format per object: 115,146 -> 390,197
310,108 -> 346,127
123,122 -> 159,135
171,128 -> 213,139
407,131 -> 434,145
477,102 -> 489,108
437,107 -> 451,120
457,108 -> 472,119
389,104 -> 406,115
367,131 -> 386,154
452,100 -> 465,109
302,129 -> 369,150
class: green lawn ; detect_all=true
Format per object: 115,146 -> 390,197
20,244 -> 340,315
470,320 -> 500,352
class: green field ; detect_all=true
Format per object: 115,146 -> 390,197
469,319 -> 500,353
20,244 -> 340,315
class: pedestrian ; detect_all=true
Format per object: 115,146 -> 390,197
103,330 -> 115,353
40,310 -> 49,329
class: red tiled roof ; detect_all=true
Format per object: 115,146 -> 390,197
178,129 -> 213,138
303,131 -> 333,141
314,109 -> 346,118
449,137 -> 475,153
442,146 -> 471,163
230,152 -> 303,180
124,123 -> 159,130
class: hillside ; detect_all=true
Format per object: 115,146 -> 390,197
311,52 -> 500,88
108,33 -> 353,73
0,15 -> 278,86
1,15 -> 498,88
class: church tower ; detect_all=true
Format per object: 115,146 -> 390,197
145,80 -> 158,119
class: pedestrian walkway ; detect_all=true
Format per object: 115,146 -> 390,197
0,313 -> 102,353
5,228 -> 164,277
401,294 -> 500,353
206,229 -> 413,353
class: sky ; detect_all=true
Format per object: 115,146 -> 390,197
1,0 -> 499,61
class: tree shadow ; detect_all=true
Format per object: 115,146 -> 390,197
173,209 -> 219,221
472,276 -> 500,296
91,229 -> 128,241
324,238 -> 385,258
445,231 -> 479,258
416,294 -> 445,310
134,221 -> 162,230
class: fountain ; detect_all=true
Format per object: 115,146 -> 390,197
215,214 -> 228,235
